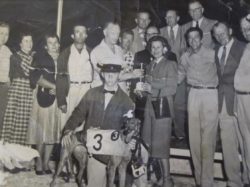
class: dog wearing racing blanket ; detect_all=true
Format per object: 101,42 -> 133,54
50,110 -> 143,187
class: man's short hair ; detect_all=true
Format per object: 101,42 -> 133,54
44,31 -> 60,47
72,21 -> 87,33
212,22 -> 231,35
145,25 -> 160,35
136,9 -> 151,19
165,9 -> 179,17
185,27 -> 203,41
188,0 -> 203,7
103,20 -> 120,30
0,21 -> 9,29
121,30 -> 134,39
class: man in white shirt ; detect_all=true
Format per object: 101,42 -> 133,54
0,21 -> 12,131
182,0 -> 217,49
91,21 -> 143,90
213,22 -> 246,187
56,22 -> 94,129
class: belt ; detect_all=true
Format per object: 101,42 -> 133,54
70,81 -> 92,84
0,82 -> 8,85
236,90 -> 250,95
188,84 -> 218,89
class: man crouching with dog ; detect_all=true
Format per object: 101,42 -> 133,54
60,63 -> 134,187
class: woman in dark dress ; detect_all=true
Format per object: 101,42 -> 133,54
142,36 -> 177,187
27,33 -> 61,175
0,32 -> 35,145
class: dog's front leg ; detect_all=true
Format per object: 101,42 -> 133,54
73,145 -> 88,187
118,156 -> 130,187
107,156 -> 119,187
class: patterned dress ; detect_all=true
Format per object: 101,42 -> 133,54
0,51 -> 34,145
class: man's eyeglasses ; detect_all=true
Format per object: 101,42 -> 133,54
189,7 -> 202,13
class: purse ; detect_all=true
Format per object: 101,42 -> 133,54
151,89 -> 171,119
36,86 -> 55,108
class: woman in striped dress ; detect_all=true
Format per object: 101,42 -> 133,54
0,32 -> 34,145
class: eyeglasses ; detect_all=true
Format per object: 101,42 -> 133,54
189,7 -> 202,13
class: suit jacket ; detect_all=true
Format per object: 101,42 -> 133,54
56,45 -> 93,107
63,85 -> 134,133
182,17 -> 217,49
146,56 -> 177,98
215,39 -> 246,115
160,25 -> 186,62
131,27 -> 145,54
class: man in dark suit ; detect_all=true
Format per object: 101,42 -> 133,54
131,10 -> 151,54
213,22 -> 246,187
182,0 -> 217,49
62,63 -> 134,187
161,9 -> 187,140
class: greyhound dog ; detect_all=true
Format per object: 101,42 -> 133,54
50,113 -> 142,187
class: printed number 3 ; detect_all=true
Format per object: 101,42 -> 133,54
93,134 -> 103,151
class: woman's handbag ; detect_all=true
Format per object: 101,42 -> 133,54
151,89 -> 171,119
37,86 -> 55,108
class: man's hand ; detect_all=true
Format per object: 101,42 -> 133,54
61,131 -> 72,148
59,105 -> 67,113
132,69 -> 144,79
128,137 -> 137,150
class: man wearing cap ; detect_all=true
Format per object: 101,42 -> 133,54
56,22 -> 94,130
182,0 -> 217,49
178,27 -> 218,187
234,15 -> 250,187
62,63 -> 134,187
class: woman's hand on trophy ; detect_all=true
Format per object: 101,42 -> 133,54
143,82 -> 152,93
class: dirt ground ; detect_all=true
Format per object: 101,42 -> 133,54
1,169 -> 227,187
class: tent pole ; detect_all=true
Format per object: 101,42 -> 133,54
56,0 -> 64,39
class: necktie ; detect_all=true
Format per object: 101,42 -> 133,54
196,21 -> 199,28
170,27 -> 175,45
220,46 -> 227,73
151,61 -> 157,71
103,89 -> 116,95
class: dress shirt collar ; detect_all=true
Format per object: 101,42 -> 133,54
192,17 -> 204,27
167,24 -> 179,37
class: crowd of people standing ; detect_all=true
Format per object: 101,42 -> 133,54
1,0 -> 250,187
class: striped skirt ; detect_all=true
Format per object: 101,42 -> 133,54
0,78 -> 33,145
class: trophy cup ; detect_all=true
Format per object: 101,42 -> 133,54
135,63 -> 144,92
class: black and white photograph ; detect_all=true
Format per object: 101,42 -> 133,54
0,0 -> 250,186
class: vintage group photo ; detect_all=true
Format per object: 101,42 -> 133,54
0,0 -> 250,187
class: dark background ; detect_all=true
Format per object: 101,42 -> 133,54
0,0 -> 249,52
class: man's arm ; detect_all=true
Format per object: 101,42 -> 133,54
178,53 -> 188,84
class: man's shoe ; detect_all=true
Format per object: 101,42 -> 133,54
244,184 -> 250,187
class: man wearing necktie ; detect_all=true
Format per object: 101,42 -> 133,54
161,9 -> 187,141
131,10 -> 151,54
213,22 -> 246,187
61,63 -> 134,187
182,0 -> 217,49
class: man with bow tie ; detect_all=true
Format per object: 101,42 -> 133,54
62,63 -> 134,187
